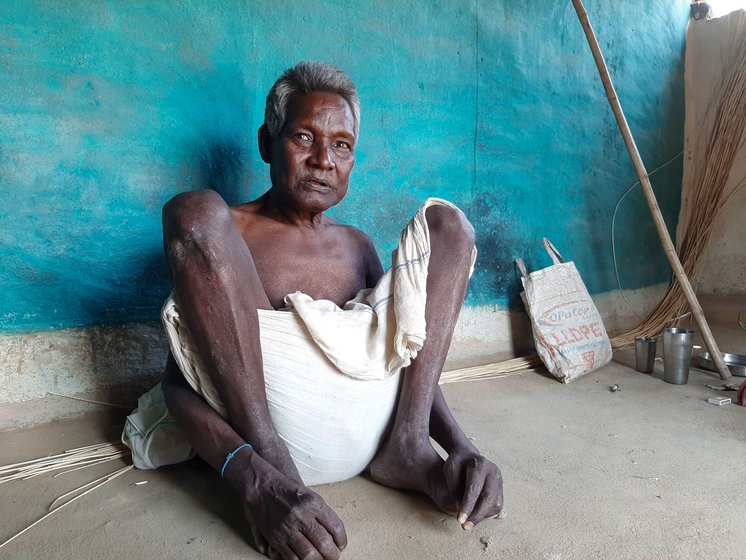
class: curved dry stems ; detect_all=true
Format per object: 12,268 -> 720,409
610,16 -> 746,348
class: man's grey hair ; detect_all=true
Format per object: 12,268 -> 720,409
264,61 -> 360,140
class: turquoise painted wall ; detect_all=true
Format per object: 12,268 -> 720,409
0,1 -> 688,331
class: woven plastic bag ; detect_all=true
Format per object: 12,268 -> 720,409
516,238 -> 612,383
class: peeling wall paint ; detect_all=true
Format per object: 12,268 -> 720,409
0,1 -> 689,331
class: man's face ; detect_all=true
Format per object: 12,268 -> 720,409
267,91 -> 356,214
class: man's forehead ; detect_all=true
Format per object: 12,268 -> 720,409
285,92 -> 355,134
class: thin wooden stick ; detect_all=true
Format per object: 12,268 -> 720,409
49,466 -> 132,511
22,456 -> 123,480
47,392 -> 132,409
0,449 -> 98,474
0,465 -> 133,551
64,442 -> 121,454
571,0 -> 731,379
53,453 -> 128,477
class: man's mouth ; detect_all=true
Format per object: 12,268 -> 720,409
304,177 -> 331,191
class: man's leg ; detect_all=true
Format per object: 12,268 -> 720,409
369,204 -> 474,508
161,189 -> 346,559
369,204 -> 503,527
163,189 -> 297,477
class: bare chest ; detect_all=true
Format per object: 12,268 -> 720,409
245,231 -> 368,309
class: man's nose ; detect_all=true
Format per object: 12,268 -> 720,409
310,141 -> 335,170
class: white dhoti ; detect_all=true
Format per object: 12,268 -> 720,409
122,198 -> 476,486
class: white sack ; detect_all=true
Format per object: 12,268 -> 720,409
517,238 -> 612,383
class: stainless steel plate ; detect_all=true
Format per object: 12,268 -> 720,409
697,352 -> 746,377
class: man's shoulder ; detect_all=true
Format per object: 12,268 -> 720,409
328,221 -> 375,247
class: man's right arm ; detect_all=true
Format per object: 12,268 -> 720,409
162,357 -> 347,559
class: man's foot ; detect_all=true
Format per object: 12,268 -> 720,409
369,431 -> 458,514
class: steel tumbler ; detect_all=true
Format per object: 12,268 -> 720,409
662,327 -> 694,384
634,336 -> 656,373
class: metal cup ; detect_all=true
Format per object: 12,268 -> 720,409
634,336 -> 656,373
662,327 -> 695,384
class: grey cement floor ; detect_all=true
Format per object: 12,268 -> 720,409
1,326 -> 745,560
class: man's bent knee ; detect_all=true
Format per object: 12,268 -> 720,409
425,204 -> 476,250
163,189 -> 234,265
163,189 -> 232,243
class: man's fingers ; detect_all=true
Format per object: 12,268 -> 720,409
274,540 -> 301,560
287,531 -> 324,560
302,522 -> 342,560
249,524 -> 269,556
314,507 -> 348,551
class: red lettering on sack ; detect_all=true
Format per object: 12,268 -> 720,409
551,333 -> 567,347
589,322 -> 602,337
569,327 -> 583,343
582,351 -> 595,370
541,333 -> 558,357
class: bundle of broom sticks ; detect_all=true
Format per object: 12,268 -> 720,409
610,14 -> 746,348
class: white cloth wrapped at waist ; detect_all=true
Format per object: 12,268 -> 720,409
122,198 -> 476,486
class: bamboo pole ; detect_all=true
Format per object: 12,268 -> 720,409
570,0 -> 731,380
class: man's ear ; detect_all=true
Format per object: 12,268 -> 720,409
258,124 -> 272,164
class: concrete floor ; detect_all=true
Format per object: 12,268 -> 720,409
1,325 -> 745,560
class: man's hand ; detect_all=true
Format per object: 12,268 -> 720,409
443,450 -> 504,531
239,459 -> 347,560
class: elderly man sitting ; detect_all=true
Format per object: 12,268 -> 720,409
144,61 -> 502,560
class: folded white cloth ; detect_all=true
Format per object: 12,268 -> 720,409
123,198 -> 476,486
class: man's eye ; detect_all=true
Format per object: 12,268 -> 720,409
295,133 -> 312,142
334,141 -> 351,150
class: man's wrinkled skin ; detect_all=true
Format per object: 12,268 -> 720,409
161,91 -> 504,560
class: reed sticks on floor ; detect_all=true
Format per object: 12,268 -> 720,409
440,355 -> 543,384
0,442 -> 129,484
0,464 -> 133,551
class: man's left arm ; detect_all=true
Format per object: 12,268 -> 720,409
429,386 -> 504,530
